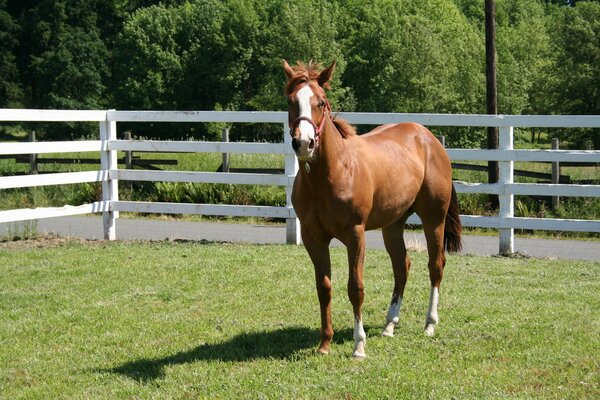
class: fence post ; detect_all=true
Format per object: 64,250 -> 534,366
222,128 -> 230,172
100,110 -> 119,240
498,126 -> 514,254
124,131 -> 133,169
436,135 -> 446,147
283,121 -> 300,244
551,138 -> 560,209
29,131 -> 38,174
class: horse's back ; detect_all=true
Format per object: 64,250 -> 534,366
357,122 -> 446,168
363,122 -> 440,146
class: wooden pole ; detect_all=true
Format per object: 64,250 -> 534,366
485,0 -> 499,205
124,131 -> 133,170
552,138 -> 560,209
29,131 -> 38,174
222,128 -> 230,173
123,131 -> 133,191
436,135 -> 446,147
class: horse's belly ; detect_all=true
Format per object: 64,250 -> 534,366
365,203 -> 413,230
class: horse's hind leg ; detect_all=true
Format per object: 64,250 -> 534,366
381,218 -> 411,337
422,220 -> 446,336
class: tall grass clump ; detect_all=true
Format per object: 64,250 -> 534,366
1,220 -> 39,241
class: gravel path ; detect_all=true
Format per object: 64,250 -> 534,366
2,216 -> 598,261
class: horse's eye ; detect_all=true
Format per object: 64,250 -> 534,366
319,100 -> 325,108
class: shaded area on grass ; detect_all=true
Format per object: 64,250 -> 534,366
107,326 -> 355,382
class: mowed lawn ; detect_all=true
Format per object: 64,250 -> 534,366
0,239 -> 598,399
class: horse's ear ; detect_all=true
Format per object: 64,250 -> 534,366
283,60 -> 294,80
318,60 -> 336,88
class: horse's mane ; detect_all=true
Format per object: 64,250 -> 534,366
332,117 -> 356,139
284,61 -> 325,94
285,61 -> 356,139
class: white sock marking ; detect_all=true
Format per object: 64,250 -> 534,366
382,297 -> 403,337
353,316 -> 367,358
425,286 -> 439,336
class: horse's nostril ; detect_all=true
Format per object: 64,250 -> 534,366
308,138 -> 315,150
292,138 -> 300,152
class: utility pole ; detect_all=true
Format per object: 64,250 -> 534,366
485,0 -> 499,205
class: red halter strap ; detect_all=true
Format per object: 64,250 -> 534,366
289,98 -> 331,145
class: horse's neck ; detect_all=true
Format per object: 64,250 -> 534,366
303,120 -> 350,182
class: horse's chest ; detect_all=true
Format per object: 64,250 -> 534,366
293,180 -> 367,237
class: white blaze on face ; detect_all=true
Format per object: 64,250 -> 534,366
295,85 -> 316,142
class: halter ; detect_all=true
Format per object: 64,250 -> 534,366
289,98 -> 331,149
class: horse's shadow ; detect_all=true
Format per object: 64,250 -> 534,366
108,326 -> 355,382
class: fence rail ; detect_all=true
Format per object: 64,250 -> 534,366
1,109 -> 599,253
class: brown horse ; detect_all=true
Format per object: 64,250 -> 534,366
284,60 -> 462,358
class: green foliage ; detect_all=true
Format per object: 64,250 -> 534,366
341,0 -> 488,147
0,0 -> 23,107
113,5 -> 183,110
249,0 -> 354,113
112,0 -> 261,139
12,0 -> 110,139
495,0 -> 553,115
343,0 -> 484,114
545,1 -> 600,148
2,0 -> 600,146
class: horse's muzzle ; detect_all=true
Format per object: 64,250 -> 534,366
292,137 -> 315,152
291,137 -> 315,160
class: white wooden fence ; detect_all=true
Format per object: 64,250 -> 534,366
1,109 -> 599,253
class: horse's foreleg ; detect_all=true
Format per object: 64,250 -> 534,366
345,226 -> 367,359
381,221 -> 411,337
302,229 -> 333,354
315,261 -> 333,354
423,223 -> 446,336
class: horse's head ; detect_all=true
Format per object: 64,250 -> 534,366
283,60 -> 335,161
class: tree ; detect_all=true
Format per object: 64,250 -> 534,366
495,0 -> 553,115
0,0 -> 23,107
113,5 -> 184,111
342,0 -> 485,146
113,0 -> 261,139
8,0 -> 110,138
545,1 -> 600,148
178,0 -> 258,112
248,0 -> 353,113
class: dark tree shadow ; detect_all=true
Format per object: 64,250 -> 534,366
107,326 -> 356,382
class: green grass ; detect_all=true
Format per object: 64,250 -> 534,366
1,240 -> 598,399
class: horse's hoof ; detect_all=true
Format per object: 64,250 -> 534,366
316,347 -> 330,355
381,322 -> 395,337
424,324 -> 436,336
352,341 -> 366,359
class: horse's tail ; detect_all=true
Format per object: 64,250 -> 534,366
444,184 -> 463,253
